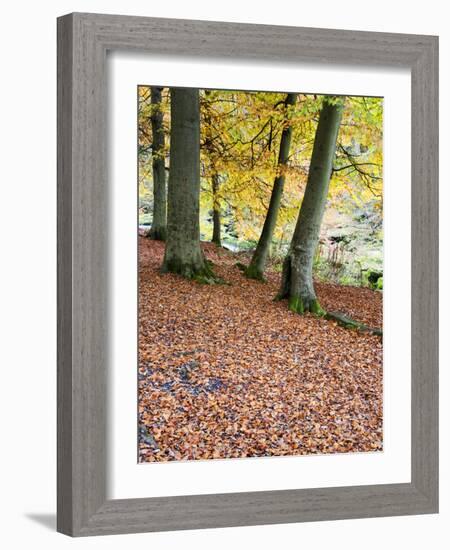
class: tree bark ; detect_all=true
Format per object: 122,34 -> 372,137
203,90 -> 222,247
162,88 -> 214,281
211,173 -> 222,246
149,87 -> 167,241
278,97 -> 344,313
245,93 -> 298,280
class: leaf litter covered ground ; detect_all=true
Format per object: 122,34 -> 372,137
138,237 -> 383,462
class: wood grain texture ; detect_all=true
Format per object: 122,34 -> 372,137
410,37 -> 439,506
57,12 -> 439,536
57,13 -> 74,535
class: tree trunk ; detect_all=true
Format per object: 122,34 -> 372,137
162,88 -> 214,281
203,90 -> 222,247
245,93 -> 297,280
149,87 -> 167,241
278,97 -> 344,313
211,173 -> 222,246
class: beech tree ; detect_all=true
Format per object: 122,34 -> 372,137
148,87 -> 167,241
277,96 -> 344,313
245,93 -> 298,280
211,174 -> 222,246
140,88 -> 382,252
202,90 -> 222,246
162,88 -> 216,281
198,90 -> 304,247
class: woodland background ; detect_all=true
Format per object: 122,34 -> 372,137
139,88 -> 383,290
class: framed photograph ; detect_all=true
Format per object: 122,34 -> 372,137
57,12 -> 438,536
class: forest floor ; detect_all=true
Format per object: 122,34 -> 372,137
138,237 -> 383,462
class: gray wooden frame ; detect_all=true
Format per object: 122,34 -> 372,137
57,12 -> 438,537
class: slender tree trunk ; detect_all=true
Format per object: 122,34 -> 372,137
245,93 -> 298,280
162,88 -> 214,281
211,173 -> 222,246
278,96 -> 344,313
203,90 -> 222,247
149,87 -> 167,241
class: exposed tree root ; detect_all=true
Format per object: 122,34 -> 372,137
279,291 -> 382,337
324,310 -> 382,337
244,264 -> 266,282
235,261 -> 267,282
288,295 -> 325,316
162,256 -> 225,284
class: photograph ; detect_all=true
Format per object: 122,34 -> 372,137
137,86 -> 383,463
0,1 -> 441,542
